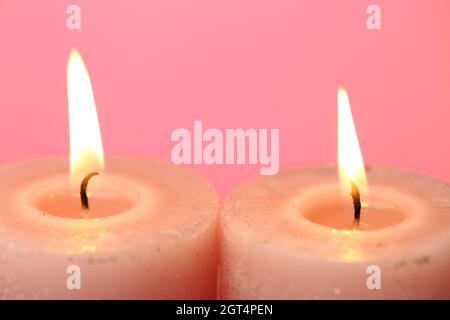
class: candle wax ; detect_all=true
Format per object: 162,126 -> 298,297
219,166 -> 450,299
299,184 -> 409,230
0,157 -> 219,299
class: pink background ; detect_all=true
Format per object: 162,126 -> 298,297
0,0 -> 449,197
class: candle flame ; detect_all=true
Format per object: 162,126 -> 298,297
67,49 -> 104,184
337,87 -> 367,195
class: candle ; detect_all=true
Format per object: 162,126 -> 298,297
219,88 -> 450,299
0,50 -> 219,299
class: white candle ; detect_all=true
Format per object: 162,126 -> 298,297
219,166 -> 450,299
0,49 -> 219,299
218,88 -> 450,299
0,157 -> 219,299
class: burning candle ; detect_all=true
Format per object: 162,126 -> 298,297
0,50 -> 219,299
219,88 -> 450,299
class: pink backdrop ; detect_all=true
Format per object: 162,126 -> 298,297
0,0 -> 449,197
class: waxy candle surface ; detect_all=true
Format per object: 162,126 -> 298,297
219,166 -> 450,299
0,157 -> 219,299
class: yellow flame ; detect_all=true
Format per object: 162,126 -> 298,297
337,87 -> 367,195
67,49 -> 104,184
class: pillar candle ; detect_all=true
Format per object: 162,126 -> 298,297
0,157 -> 219,299
219,166 -> 450,299
0,49 -> 219,299
218,88 -> 450,299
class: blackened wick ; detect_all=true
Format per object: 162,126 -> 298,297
350,181 -> 361,227
80,172 -> 99,210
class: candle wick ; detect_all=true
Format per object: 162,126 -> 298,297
350,180 -> 361,228
80,172 -> 99,210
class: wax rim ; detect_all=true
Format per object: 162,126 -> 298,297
17,172 -> 160,225
30,172 -> 145,219
220,165 -> 450,262
0,157 -> 220,257
295,182 -> 414,231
